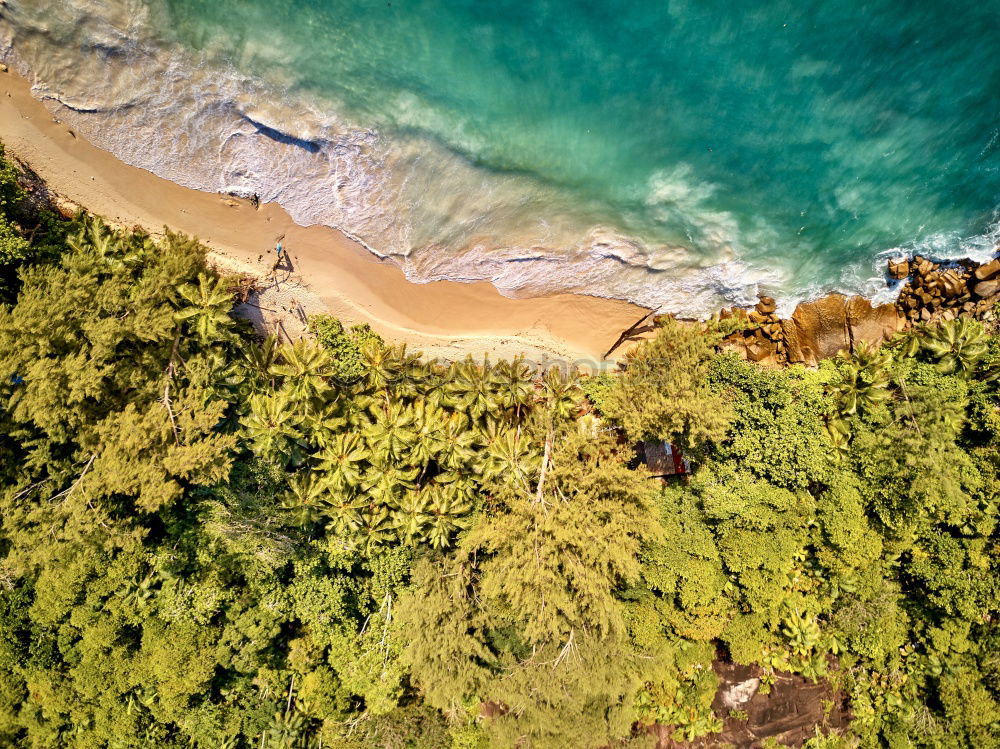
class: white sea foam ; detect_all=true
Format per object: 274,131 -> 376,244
1,0 -> 996,319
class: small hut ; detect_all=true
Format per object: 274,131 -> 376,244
640,440 -> 689,477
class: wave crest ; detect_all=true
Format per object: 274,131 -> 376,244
3,0 -> 996,319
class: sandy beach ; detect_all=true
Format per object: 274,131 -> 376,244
0,67 -> 649,365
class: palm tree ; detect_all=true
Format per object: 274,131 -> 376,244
410,400 -> 447,470
359,341 -> 418,396
270,339 -> 335,403
242,391 -> 307,466
422,482 -> 473,548
541,366 -> 582,421
298,399 -> 346,451
362,464 -> 418,509
174,273 -> 235,343
477,427 -> 537,491
391,490 -> 432,544
829,342 -> 892,419
200,347 -> 247,405
417,361 -> 452,408
434,413 -> 480,471
68,214 -> 113,255
392,353 -> 432,401
315,432 -> 370,491
824,416 -> 851,457
918,318 -> 990,378
240,335 -> 279,388
493,356 -> 535,421
363,401 -> 416,464
69,215 -> 149,269
262,709 -> 314,749
446,356 -> 500,422
282,472 -> 328,528
357,506 -> 396,550
323,491 -> 368,539
475,414 -> 508,462
340,390 -> 376,430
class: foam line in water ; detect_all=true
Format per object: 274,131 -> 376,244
2,0 -> 997,319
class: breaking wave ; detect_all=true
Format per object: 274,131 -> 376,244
1,0 -> 997,317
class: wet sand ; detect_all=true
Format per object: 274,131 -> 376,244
0,67 -> 649,365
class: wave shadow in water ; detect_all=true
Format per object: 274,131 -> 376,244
241,115 -> 323,154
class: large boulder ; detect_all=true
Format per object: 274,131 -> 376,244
974,278 -> 1000,299
974,258 -> 1000,282
719,335 -> 749,360
913,256 -> 937,276
52,196 -> 82,220
781,294 -> 851,365
887,258 -> 910,279
782,294 -> 899,366
755,295 -> 777,315
847,296 -> 901,347
938,269 -> 967,298
745,338 -> 780,366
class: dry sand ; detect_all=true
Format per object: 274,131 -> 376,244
0,67 -> 650,366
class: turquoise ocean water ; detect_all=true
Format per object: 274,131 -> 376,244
3,0 -> 999,313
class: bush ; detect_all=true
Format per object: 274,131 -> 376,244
580,372 -> 615,414
308,314 -> 384,382
709,355 -> 834,491
0,143 -> 73,300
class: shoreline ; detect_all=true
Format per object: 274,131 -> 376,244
3,66 -> 996,371
0,67 -> 649,365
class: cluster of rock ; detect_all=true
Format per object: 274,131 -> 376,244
718,295 -> 786,364
891,255 -> 1000,324
720,294 -> 900,367
719,251 -> 1000,367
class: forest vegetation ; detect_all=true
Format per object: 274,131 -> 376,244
1,145 -> 999,747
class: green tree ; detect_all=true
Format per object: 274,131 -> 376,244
825,342 -> 892,447
308,314 -> 383,383
0,144 -> 70,300
399,426 -> 662,748
906,317 -> 992,378
271,339 -> 335,404
602,317 -> 732,451
174,271 -> 236,343
710,354 -> 834,490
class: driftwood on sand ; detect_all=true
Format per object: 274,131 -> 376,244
602,307 -> 659,360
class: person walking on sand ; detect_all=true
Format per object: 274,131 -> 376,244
271,238 -> 286,272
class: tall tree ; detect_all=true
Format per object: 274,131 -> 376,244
602,317 -> 733,452
399,425 -> 663,747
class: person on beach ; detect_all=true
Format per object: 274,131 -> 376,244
271,240 -> 286,272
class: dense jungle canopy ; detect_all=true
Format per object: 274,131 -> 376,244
1,146 -> 999,747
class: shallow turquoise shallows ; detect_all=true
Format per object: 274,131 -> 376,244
107,0 -> 1000,304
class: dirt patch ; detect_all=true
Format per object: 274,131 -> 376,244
648,661 -> 850,748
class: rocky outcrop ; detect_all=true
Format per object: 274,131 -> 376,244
721,293 -> 901,367
974,258 -> 1000,282
645,661 -> 849,749
975,278 -> 1000,299
52,196 -> 82,220
888,258 -> 910,279
718,296 -> 786,366
847,295 -> 902,348
779,294 -> 901,366
781,294 -> 849,364
717,248 -> 999,368
892,253 -> 1000,325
